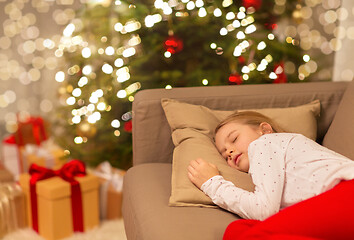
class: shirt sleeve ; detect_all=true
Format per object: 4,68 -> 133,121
201,137 -> 286,220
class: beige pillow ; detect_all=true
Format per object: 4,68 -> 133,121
161,98 -> 321,207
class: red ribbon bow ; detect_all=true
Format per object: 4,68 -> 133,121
29,160 -> 86,233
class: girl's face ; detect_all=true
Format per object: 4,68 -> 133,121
215,121 -> 268,173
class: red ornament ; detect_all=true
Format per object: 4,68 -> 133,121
238,56 -> 246,65
164,35 -> 183,54
264,23 -> 278,30
124,120 -> 133,132
273,62 -> 287,84
242,0 -> 262,11
228,73 -> 243,85
264,16 -> 278,30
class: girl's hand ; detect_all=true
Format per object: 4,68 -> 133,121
188,158 -> 220,189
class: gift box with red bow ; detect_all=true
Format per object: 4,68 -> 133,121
14,116 -> 49,146
19,160 -> 100,240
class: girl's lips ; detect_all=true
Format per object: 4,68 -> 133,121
234,154 -> 242,166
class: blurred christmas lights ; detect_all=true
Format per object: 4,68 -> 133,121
1,0 -> 354,144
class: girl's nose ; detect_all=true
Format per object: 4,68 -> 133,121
228,150 -> 233,158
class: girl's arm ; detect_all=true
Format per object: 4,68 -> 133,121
190,139 -> 287,220
201,172 -> 284,220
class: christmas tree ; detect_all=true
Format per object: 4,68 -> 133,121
54,0 -> 312,169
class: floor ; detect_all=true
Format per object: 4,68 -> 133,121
3,219 -> 127,240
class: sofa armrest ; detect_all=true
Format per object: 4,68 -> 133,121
132,82 -> 347,166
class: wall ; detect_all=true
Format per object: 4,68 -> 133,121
333,0 -> 354,82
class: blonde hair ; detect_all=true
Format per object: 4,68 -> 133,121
215,111 -> 284,134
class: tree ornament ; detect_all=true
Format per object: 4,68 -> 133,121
164,35 -> 183,54
273,62 -> 287,83
76,122 -> 97,138
242,0 -> 262,11
264,22 -> 278,30
264,16 -> 278,30
228,73 -> 243,85
292,9 -> 303,24
124,120 -> 132,132
238,56 -> 246,65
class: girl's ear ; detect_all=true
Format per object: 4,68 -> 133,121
260,122 -> 273,135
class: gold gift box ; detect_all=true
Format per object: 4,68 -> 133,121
19,173 -> 100,240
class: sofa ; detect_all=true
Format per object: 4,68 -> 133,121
122,80 -> 354,240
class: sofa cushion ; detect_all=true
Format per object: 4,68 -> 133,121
161,98 -> 321,207
323,80 -> 354,160
122,163 -> 239,240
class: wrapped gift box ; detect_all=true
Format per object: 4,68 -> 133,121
1,116 -> 56,181
0,183 -> 27,238
105,183 -> 123,219
2,137 -> 66,181
19,168 -> 100,240
1,135 -> 26,180
93,161 -> 125,220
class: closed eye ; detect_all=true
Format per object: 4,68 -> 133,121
229,132 -> 238,143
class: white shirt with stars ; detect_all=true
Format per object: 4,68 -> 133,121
201,133 -> 354,221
